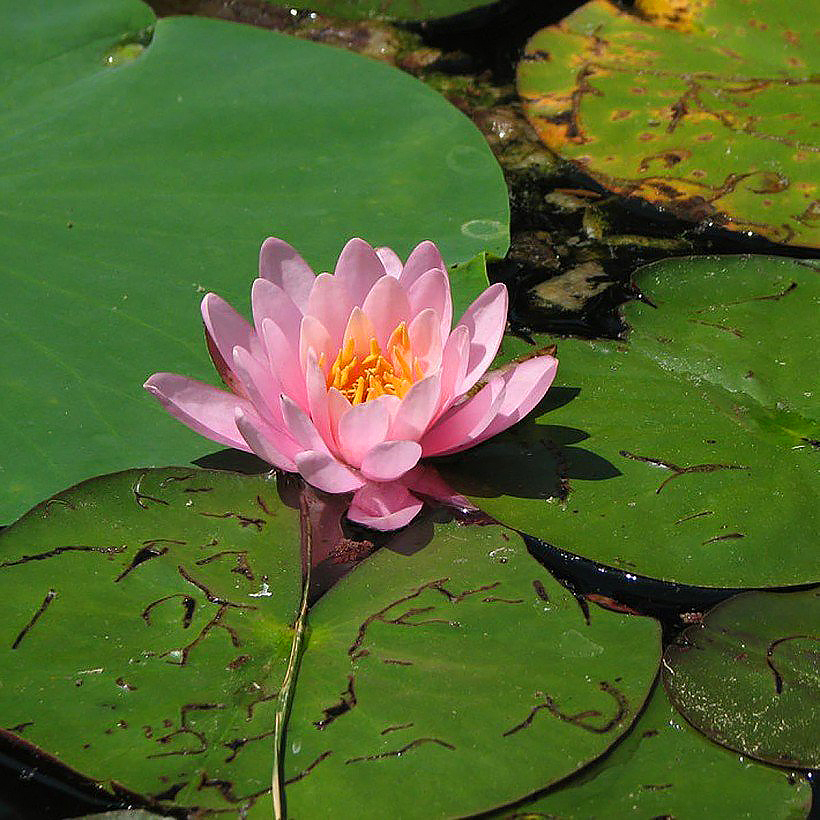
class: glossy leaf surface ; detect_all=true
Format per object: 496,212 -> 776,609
0,0 -> 509,523
284,517 -> 661,817
0,468 -> 302,815
503,681 -> 811,819
442,255 -> 819,587
518,0 -> 819,247
664,588 -> 820,769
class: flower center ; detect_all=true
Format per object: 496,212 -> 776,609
325,321 -> 423,404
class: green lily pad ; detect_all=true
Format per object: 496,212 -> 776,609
0,467 -> 302,815
517,0 -> 819,248
441,255 -> 819,588
0,0 -> 509,524
663,588 -> 820,769
283,517 -> 661,817
500,682 -> 812,818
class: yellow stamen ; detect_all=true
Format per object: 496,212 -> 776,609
324,319 -> 424,404
352,377 -> 366,405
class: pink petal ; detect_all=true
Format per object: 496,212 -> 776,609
234,407 -> 298,471
402,465 -> 477,512
231,345 -> 286,429
259,237 -> 315,312
408,308 -> 442,374
261,318 -> 307,410
280,394 -> 330,454
361,275 -> 410,349
295,450 -> 365,493
399,240 -> 446,290
334,238 -> 385,307
306,272 -> 352,351
360,440 -> 422,482
337,400 -> 390,467
326,387 -> 352,449
407,269 -> 452,346
348,482 -> 423,530
375,246 -> 403,278
251,278 -> 302,343
457,355 -> 559,452
420,375 -> 504,457
455,282 -> 508,394
435,325 -> 470,416
143,373 -> 251,452
304,351 -> 339,458
389,372 -> 441,441
201,292 -> 261,395
341,307 -> 377,357
299,314 -> 334,374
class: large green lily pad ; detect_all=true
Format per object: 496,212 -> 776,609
517,0 -> 819,248
0,467 -> 302,815
283,518 -> 660,817
441,255 -> 819,588
501,681 -> 811,818
0,0 -> 509,524
664,588 -> 820,769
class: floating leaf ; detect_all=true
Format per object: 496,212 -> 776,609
0,468 -> 302,815
517,0 -> 819,248
284,517 -> 660,817
501,681 -> 811,818
0,0 -> 509,523
441,255 -> 819,588
663,588 -> 820,769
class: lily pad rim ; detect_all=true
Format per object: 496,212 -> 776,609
0,464 -> 277,532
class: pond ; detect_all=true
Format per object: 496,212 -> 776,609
0,0 -> 817,817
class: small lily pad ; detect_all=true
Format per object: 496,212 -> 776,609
518,0 -> 819,247
441,255 -> 819,588
284,517 -> 661,817
0,467 -> 302,815
663,588 -> 820,769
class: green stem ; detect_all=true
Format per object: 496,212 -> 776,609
272,504 -> 312,820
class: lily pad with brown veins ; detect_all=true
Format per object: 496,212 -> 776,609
517,0 -> 820,248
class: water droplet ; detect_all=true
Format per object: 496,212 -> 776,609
249,582 -> 272,598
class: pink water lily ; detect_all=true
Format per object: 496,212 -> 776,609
145,238 -> 558,530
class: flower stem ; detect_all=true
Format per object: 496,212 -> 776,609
272,498 -> 313,820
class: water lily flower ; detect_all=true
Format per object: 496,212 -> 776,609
145,238 -> 558,530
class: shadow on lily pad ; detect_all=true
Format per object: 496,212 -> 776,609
437,387 -> 620,502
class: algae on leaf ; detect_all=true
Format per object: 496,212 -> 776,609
518,0 -> 820,248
